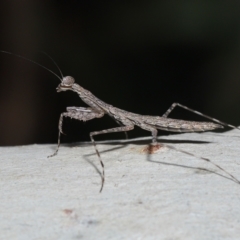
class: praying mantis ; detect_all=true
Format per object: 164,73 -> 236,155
1,50 -> 240,192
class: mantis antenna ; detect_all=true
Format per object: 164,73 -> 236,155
0,50 -> 63,82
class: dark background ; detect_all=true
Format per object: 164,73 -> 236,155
1,1 -> 240,146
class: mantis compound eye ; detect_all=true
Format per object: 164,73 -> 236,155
62,76 -> 75,86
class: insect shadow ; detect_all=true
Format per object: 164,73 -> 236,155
80,137 -> 238,187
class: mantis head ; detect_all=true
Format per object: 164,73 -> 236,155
56,76 -> 75,92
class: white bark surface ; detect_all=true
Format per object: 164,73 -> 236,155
1,129 -> 240,240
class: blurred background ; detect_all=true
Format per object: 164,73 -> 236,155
1,0 -> 240,146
